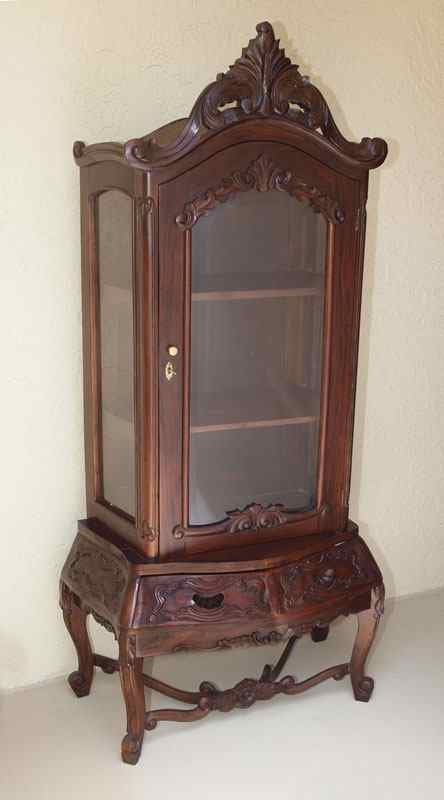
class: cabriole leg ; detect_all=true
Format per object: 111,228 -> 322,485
119,632 -> 146,765
350,584 -> 385,702
60,582 -> 94,698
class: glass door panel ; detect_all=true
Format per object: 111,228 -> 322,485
189,190 -> 327,526
97,190 -> 135,516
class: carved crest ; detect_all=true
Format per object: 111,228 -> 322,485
176,153 -> 345,229
124,21 -> 387,169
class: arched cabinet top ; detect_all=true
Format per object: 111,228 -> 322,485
74,21 -> 387,175
174,152 -> 346,229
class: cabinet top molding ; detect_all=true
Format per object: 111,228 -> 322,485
73,21 -> 387,172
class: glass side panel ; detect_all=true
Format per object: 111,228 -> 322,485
97,191 -> 135,516
189,190 -> 326,526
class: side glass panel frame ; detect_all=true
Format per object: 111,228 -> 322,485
90,188 -> 136,521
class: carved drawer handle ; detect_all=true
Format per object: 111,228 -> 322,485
314,568 -> 336,588
192,592 -> 224,610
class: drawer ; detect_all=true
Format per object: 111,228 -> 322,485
278,542 -> 371,612
133,539 -> 377,630
134,571 -> 272,627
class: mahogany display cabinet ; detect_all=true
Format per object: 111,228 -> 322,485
60,21 -> 388,764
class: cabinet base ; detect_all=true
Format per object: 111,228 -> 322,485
60,521 -> 384,764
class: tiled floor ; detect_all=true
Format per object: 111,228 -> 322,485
1,589 -> 443,800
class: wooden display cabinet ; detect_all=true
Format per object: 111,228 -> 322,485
60,22 -> 387,764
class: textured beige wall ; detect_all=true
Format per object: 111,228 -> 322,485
0,1 -> 443,689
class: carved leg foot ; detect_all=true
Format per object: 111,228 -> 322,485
68,671 -> 92,699
122,733 -> 143,765
119,632 -> 145,765
311,624 -> 330,643
350,584 -> 384,702
60,582 -> 94,698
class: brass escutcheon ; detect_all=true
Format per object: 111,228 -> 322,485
165,361 -> 176,381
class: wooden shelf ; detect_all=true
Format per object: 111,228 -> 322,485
192,270 -> 323,302
190,385 -> 319,434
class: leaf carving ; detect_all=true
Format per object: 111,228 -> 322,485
227,502 -> 288,533
176,153 -> 344,229
65,538 -> 128,617
124,21 -> 387,169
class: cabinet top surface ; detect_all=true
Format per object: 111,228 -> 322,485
73,21 -> 387,175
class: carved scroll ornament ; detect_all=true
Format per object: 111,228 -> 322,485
124,21 -> 387,169
143,573 -> 269,625
173,500 -> 295,540
224,501 -> 289,532
64,537 -> 128,617
280,544 -> 369,610
176,153 -> 345,229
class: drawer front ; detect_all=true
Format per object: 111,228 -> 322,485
133,539 -> 379,630
135,572 -> 272,626
278,543 -> 371,612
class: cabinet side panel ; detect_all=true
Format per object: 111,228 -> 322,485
311,175 -> 365,532
97,190 -> 135,515
80,161 -> 141,548
79,166 -> 96,518
340,175 -> 369,524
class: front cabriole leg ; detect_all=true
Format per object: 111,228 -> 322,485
119,631 -> 146,765
60,582 -> 94,697
350,583 -> 385,701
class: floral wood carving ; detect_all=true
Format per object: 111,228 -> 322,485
227,501 -> 288,533
89,609 -> 117,638
141,521 -> 157,542
73,140 -> 86,160
173,501 -> 296,540
144,663 -> 350,729
173,501 -> 333,541
137,197 -> 154,217
124,21 -> 387,169
216,630 -> 288,649
280,543 -> 371,611
175,153 -> 344,229
172,631 -> 288,654
139,573 -> 269,625
65,537 -> 128,617
197,665 -> 349,713
373,582 -> 385,620
169,601 -> 366,655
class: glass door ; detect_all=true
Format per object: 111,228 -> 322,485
188,188 -> 327,527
